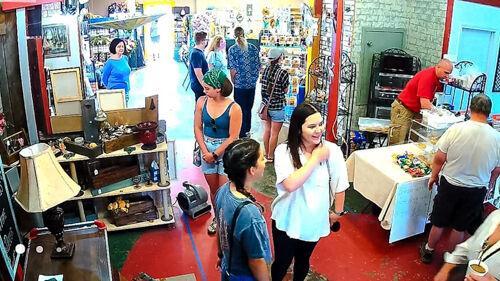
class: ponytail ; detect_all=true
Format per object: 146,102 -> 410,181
234,27 -> 248,51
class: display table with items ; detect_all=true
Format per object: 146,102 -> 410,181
57,142 -> 174,231
23,221 -> 112,281
346,143 -> 437,243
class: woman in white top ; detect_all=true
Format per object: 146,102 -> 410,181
206,35 -> 229,76
271,103 -> 349,281
434,210 -> 500,281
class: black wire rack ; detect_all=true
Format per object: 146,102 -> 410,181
442,61 -> 486,118
337,51 -> 356,156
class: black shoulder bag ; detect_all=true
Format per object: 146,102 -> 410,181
223,200 -> 252,281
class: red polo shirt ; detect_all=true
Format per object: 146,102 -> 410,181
398,67 -> 443,113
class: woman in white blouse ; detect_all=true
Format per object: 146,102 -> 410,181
434,209 -> 499,281
270,103 -> 349,281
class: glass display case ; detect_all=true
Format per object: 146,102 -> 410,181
408,119 -> 447,145
408,119 -> 448,166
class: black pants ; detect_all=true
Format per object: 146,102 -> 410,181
233,87 -> 255,138
271,220 -> 318,281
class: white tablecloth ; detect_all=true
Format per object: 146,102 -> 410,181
346,144 -> 432,231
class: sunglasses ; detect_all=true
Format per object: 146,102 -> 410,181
210,118 -> 217,132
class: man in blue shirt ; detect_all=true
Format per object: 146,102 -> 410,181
189,31 -> 209,101
228,27 -> 261,138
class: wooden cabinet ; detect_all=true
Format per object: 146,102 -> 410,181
57,142 -> 175,231
23,222 -> 112,281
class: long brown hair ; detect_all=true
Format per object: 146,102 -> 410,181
234,27 -> 248,51
287,103 -> 321,169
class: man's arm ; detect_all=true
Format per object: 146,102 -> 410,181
230,69 -> 236,83
194,68 -> 205,88
428,150 -> 447,190
248,258 -> 270,281
420,98 -> 434,110
488,166 -> 500,195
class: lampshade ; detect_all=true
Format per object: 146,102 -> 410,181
14,143 -> 80,213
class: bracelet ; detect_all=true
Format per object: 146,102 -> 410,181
212,152 -> 218,160
332,210 -> 347,216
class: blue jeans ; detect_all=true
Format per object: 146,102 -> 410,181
200,136 -> 226,175
268,108 -> 285,123
234,88 -> 256,138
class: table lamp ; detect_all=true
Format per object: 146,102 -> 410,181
14,143 -> 80,258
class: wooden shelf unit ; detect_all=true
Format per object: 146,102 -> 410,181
58,141 -> 174,231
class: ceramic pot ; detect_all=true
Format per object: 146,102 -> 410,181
136,121 -> 158,150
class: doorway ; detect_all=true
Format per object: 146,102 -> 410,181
358,28 -> 405,106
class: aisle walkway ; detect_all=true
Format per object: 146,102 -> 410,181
110,55 -> 442,281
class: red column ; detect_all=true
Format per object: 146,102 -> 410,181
441,0 -> 455,56
326,0 -> 344,141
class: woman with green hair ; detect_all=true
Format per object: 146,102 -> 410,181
194,68 -> 243,235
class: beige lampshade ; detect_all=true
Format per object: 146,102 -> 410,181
14,143 -> 80,213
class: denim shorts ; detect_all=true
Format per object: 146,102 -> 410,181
201,136 -> 226,175
268,108 -> 285,123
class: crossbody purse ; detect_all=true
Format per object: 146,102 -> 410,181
258,69 -> 281,121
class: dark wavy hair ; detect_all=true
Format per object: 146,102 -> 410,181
109,38 -> 125,54
220,78 -> 233,97
287,103 -> 321,169
223,138 -> 260,202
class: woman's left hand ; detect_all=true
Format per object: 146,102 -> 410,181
329,212 -> 342,225
464,273 -> 496,281
203,151 -> 216,163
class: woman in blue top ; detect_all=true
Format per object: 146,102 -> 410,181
194,68 -> 242,235
215,138 -> 271,281
228,27 -> 261,138
206,35 -> 229,76
102,38 -> 132,104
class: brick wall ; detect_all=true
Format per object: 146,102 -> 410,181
405,0 -> 448,68
343,0 -> 447,127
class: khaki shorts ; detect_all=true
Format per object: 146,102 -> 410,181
389,100 -> 416,145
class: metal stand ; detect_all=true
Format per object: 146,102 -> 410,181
337,52 -> 356,156
442,61 -> 487,119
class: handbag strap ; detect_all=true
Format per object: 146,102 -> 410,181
226,200 -> 252,277
326,158 -> 333,207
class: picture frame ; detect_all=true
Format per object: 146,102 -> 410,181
42,23 -> 70,58
50,67 -> 83,116
0,130 -> 29,165
97,89 -> 126,111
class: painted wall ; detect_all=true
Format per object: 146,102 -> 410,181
447,0 -> 500,114
42,14 -> 82,70
345,0 -> 447,124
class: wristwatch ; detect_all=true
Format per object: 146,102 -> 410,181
212,152 -> 219,160
332,210 -> 347,216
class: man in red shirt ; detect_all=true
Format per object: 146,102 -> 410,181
388,59 -> 453,145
